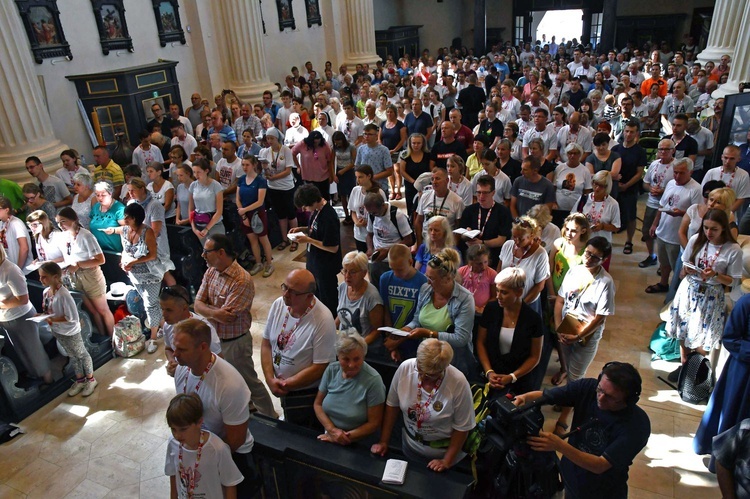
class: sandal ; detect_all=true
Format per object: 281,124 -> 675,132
623,242 -> 633,255
290,242 -> 299,252
551,369 -> 568,386
395,192 -> 402,200
275,240 -> 290,251
645,283 -> 669,294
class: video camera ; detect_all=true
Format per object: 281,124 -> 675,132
484,394 -> 545,456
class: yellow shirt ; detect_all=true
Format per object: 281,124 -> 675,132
466,153 -> 483,179
92,160 -> 124,186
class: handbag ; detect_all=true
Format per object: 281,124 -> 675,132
250,212 -> 264,234
192,211 -> 213,226
677,352 -> 714,404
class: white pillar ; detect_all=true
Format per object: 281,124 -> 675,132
0,1 -> 67,183
712,4 -> 750,98
696,0 -> 743,66
342,0 -> 379,67
216,0 -> 277,103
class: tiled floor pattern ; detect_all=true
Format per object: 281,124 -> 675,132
0,200 -> 721,498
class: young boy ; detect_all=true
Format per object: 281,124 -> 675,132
165,394 -> 243,499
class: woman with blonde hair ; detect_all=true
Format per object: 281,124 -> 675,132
446,155 -> 472,206
371,339 -> 475,472
528,204 -> 561,252
26,210 -> 63,265
336,251 -> 384,350
498,216 -> 550,317
414,216 -> 456,273
574,170 -> 620,265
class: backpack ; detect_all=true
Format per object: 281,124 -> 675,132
112,315 -> 145,358
369,205 -> 415,246
677,352 -> 714,404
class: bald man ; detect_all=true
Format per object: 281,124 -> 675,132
261,269 -> 337,429
557,112 -> 593,163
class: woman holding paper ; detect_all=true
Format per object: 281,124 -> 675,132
667,209 -> 742,369
26,210 -> 63,265
371,339 -> 475,472
314,331 -> 385,445
0,245 -> 53,385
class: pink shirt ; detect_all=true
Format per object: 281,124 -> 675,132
292,142 -> 333,182
458,266 -> 497,309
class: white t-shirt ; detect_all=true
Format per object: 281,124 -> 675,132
58,228 -> 102,266
448,177 -> 473,206
558,263 -> 615,339
262,297 -> 337,389
348,187 -> 386,242
0,260 -> 34,321
132,145 -> 164,177
366,203 -> 413,250
522,125 -> 559,157
35,232 -> 64,263
259,146 -> 295,191
1,217 -> 32,272
55,166 -> 89,189
689,127 -> 714,172
163,312 -> 221,355
147,181 -> 176,219
683,235 -> 743,286
416,190 -> 465,240
164,431 -> 243,499
174,355 -> 254,453
540,223 -> 561,253
215,157 -> 243,190
386,359 -> 475,460
499,242 -> 550,302
276,105 -> 293,134
501,97 -> 522,121
553,163 -> 593,211
656,179 -> 703,245
171,134 -> 198,159
574,194 -> 621,242
702,167 -> 750,200
643,160 -> 675,209
43,286 -> 80,336
556,126 -> 593,163
471,170 -> 512,204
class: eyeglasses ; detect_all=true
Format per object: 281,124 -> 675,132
281,283 -> 311,296
27,222 -> 40,229
340,268 -> 362,276
24,195 -> 38,202
584,250 -> 603,262
476,190 -> 493,196
202,247 -> 220,255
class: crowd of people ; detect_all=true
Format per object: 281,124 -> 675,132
2,33 -> 749,498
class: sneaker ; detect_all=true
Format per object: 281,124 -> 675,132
68,380 -> 87,397
249,263 -> 263,276
81,378 -> 98,397
638,255 -> 658,268
146,339 -> 158,354
263,263 -> 275,278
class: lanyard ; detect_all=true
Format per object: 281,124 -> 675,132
587,194 -> 607,225
720,168 -> 736,189
67,228 -> 80,256
416,374 -> 443,429
478,203 -> 494,234
178,431 -> 206,499
183,354 -> 215,394
432,194 -> 448,215
511,244 -> 532,267
276,300 -> 315,352
699,242 -> 722,270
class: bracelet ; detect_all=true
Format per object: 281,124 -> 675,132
509,372 -> 517,384
485,369 -> 495,377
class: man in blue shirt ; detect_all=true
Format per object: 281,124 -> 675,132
494,54 -> 510,83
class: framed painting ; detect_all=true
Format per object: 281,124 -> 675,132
276,0 -> 295,31
90,0 -> 133,55
151,0 -> 186,47
15,0 -> 72,64
304,0 -> 321,28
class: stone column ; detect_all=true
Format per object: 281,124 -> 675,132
696,0 -> 743,65
0,1 -> 67,183
599,0 -> 617,55
342,0 -> 379,67
474,0 -> 486,56
712,4 -> 750,98
216,0 -> 277,103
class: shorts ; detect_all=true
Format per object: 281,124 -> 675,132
239,208 -> 269,237
618,191 -> 638,225
642,206 -> 658,240
74,267 -> 107,299
657,238 -> 681,270
267,187 -> 297,220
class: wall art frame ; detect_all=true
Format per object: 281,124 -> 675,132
90,0 -> 133,55
15,0 -> 73,64
304,0 -> 321,28
151,0 -> 186,47
276,0 -> 295,31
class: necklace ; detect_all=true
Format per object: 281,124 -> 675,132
416,374 -> 443,430
183,354 -> 215,394
178,431 -> 206,499
276,300 -> 315,353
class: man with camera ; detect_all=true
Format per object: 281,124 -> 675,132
512,361 -> 651,499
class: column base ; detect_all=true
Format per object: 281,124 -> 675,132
0,138 -> 67,183
230,80 -> 281,105
696,46 -> 734,66
343,52 -> 380,68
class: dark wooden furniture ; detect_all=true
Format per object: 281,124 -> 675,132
375,25 -> 422,62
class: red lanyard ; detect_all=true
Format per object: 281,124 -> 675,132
587,194 -> 606,225
276,300 -> 315,352
511,244 -> 532,267
416,374 -> 443,429
478,204 -> 494,234
720,168 -> 736,189
178,431 -> 206,499
699,242 -> 722,270
183,354 -> 215,394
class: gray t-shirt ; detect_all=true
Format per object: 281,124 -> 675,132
511,176 -> 556,216
189,179 -> 224,219
36,175 -> 70,207
319,361 -> 386,431
337,282 -> 383,337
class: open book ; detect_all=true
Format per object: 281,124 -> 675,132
382,458 -> 408,485
453,228 -> 481,239
378,327 -> 410,337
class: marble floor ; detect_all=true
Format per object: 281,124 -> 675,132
0,201 -> 721,498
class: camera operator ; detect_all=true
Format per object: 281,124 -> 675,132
512,361 -> 651,499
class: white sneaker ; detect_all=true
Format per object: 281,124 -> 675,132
68,380 -> 86,396
262,263 -> 275,278
249,263 -> 263,276
81,379 -> 98,397
146,340 -> 158,354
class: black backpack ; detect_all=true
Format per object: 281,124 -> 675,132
677,352 -> 714,404
369,205 -> 415,246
